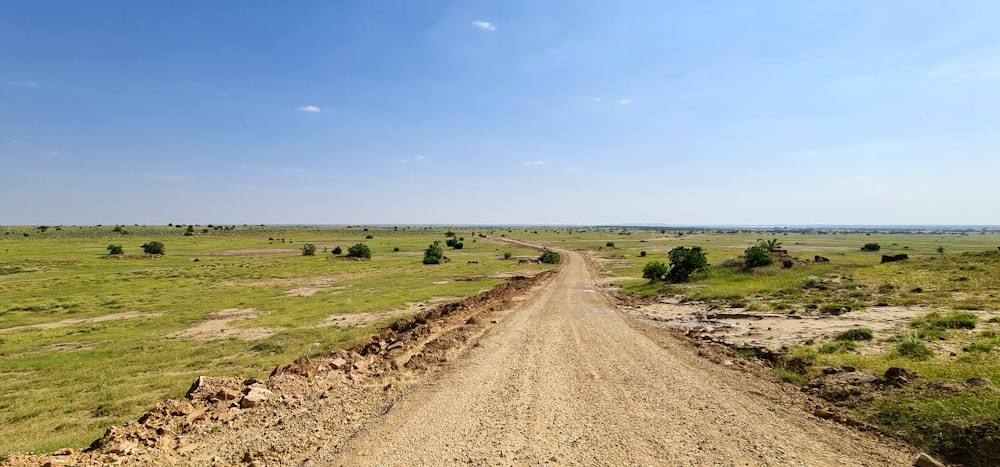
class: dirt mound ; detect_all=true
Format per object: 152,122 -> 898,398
4,272 -> 556,467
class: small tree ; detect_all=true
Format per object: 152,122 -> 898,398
936,246 -> 945,255
452,242 -> 464,250
444,230 -> 456,238
106,244 -> 124,255
667,246 -> 707,282
346,243 -> 371,259
445,238 -> 458,248
301,243 -> 316,256
757,238 -> 782,251
639,251 -> 647,257
332,246 -> 342,255
606,241 -> 615,247
538,250 -> 560,264
184,225 -> 195,236
861,243 -> 881,252
141,241 -> 165,255
642,261 -> 668,281
423,241 -> 444,264
503,252 -> 513,260
744,245 -> 773,269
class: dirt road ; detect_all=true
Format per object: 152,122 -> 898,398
316,249 -> 912,466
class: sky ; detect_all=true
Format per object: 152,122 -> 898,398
3,1 -> 1000,226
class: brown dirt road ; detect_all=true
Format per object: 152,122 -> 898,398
316,248 -> 912,466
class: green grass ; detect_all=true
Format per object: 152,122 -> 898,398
0,225 -> 554,454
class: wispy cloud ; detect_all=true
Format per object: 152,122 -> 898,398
927,52 -> 1000,83
472,20 -> 496,31
9,80 -> 40,88
296,105 -> 321,113
395,155 -> 426,163
144,173 -> 192,182
615,98 -> 633,105
838,74 -> 876,86
521,160 -> 547,166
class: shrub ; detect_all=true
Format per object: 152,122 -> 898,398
140,241 -> 165,255
639,251 -> 646,257
365,234 -> 374,239
346,243 -> 371,260
503,252 -> 513,260
861,243 -> 881,251
393,247 -> 400,252
835,327 -> 874,341
605,241 -> 615,247
452,242 -> 464,250
444,231 -> 455,238
332,246 -> 342,255
667,246 -> 708,282
445,238 -> 458,248
423,241 -> 443,264
538,250 -> 560,264
895,335 -> 933,360
642,261 -> 668,281
301,243 -> 316,256
912,311 -> 978,330
106,244 -> 124,255
744,245 -> 773,269
184,225 -> 195,236
819,340 -> 858,354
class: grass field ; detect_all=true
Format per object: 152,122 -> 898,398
0,225 -> 552,454
510,226 -> 1000,462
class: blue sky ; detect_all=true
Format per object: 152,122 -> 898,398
3,1 -> 999,225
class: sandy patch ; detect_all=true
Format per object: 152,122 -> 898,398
0,311 -> 161,334
165,308 -> 277,341
625,300 -> 964,353
319,297 -> 460,329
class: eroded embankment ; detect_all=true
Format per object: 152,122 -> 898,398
2,270 -> 556,467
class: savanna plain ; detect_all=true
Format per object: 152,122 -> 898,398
2,224 -> 1000,465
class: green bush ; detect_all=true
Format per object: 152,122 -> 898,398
639,251 -> 646,257
452,242 -> 464,250
896,335 -> 934,360
301,243 -> 316,256
140,241 -> 165,255
744,245 -> 773,269
538,250 -> 560,264
835,328 -> 874,341
332,246 -> 342,255
503,252 -> 513,260
861,243 -> 881,251
106,244 -> 124,255
605,241 -> 615,247
393,247 -> 400,252
912,312 -> 978,330
365,234 -> 374,239
642,261 -> 668,281
346,243 -> 371,260
423,241 -> 443,264
667,246 -> 708,282
819,340 -> 858,354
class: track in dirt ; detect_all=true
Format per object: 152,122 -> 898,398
317,248 -> 912,466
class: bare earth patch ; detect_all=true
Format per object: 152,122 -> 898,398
624,299 -> 954,352
165,308 -> 278,341
0,311 -> 161,334
319,297 -> 460,328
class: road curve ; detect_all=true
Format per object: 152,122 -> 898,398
317,248 -> 912,466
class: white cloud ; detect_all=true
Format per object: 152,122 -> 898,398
472,20 -> 496,31
838,74 -> 875,86
927,52 -> 1000,83
9,81 -> 40,88
395,155 -> 426,163
297,105 -> 321,113
521,161 -> 547,166
616,98 -> 633,105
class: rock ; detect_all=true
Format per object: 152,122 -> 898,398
813,408 -> 835,419
782,260 -> 794,268
186,376 -> 204,398
214,388 -> 240,402
966,376 -> 993,388
52,448 -> 74,456
822,366 -> 841,375
814,255 -> 830,262
912,452 -> 945,467
330,357 -> 348,370
885,367 -> 915,385
108,441 -> 138,455
240,387 -> 273,409
841,365 -> 856,373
